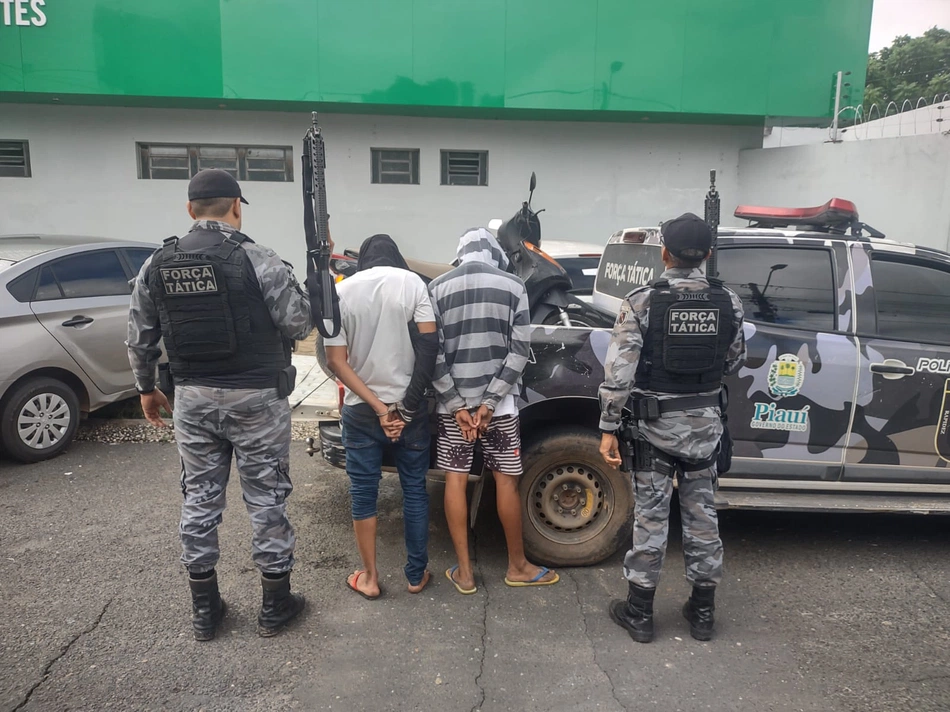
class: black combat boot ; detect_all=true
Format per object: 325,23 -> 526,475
608,583 -> 656,643
682,585 -> 716,641
189,572 -> 226,641
258,571 -> 306,637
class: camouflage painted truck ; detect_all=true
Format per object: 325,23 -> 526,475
315,198 -> 950,567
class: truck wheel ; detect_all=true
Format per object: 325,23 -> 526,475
1,377 -> 80,463
519,427 -> 633,567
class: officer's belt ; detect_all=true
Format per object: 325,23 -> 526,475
630,393 -> 721,420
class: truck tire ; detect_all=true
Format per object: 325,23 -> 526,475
1,377 -> 80,463
519,427 -> 633,567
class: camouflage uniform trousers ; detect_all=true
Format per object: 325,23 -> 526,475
623,460 -> 723,589
173,385 -> 295,575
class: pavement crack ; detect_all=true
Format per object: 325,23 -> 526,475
470,526 -> 488,712
567,570 -> 626,712
907,674 -> 950,684
13,597 -> 114,712
906,561 -> 950,606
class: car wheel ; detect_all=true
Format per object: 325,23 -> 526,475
519,427 -> 634,567
0,377 -> 80,463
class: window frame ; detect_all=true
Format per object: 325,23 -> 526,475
119,247 -> 157,280
370,148 -> 420,185
28,249 -> 136,302
865,252 -> 950,346
717,244 -> 840,333
137,142 -> 294,182
0,139 -> 32,178
440,149 -> 489,187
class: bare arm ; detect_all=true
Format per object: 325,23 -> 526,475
325,346 -> 388,415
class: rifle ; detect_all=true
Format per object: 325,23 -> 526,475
704,169 -> 721,279
302,112 -> 341,339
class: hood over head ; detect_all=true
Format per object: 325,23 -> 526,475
456,227 -> 509,270
356,233 -> 410,272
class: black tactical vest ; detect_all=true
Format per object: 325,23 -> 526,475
146,228 -> 289,388
634,277 -> 737,394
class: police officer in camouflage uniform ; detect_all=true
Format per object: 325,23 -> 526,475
127,169 -> 311,640
598,213 -> 746,643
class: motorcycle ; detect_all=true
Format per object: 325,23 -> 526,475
492,172 -> 615,328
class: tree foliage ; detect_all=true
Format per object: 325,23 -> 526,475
864,27 -> 950,110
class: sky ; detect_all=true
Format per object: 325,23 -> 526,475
869,0 -> 950,51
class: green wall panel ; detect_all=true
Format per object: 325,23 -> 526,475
681,1 -> 776,116
0,0 -> 873,120
411,0 -> 506,109
220,0 -> 318,102
765,0 -> 871,117
0,19 -> 24,92
594,0 -> 687,113
504,0 -> 599,111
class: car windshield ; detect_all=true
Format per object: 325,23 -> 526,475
559,256 -> 600,293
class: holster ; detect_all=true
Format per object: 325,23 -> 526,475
277,365 -> 297,399
158,363 -> 174,393
617,418 -> 657,473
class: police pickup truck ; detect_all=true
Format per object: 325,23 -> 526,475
316,198 -> 950,568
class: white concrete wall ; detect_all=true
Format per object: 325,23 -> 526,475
0,104 -> 761,276
764,102 -> 950,148
737,134 -> 950,252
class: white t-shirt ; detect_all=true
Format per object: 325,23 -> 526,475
325,266 -> 435,408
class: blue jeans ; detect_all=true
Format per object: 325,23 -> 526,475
340,402 -> 430,585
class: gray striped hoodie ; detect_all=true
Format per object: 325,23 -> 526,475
428,228 -> 531,413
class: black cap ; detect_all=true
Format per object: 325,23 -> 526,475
187,168 -> 249,205
660,212 -> 711,259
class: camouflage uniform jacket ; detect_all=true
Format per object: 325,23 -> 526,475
598,267 -> 747,461
127,220 -> 312,392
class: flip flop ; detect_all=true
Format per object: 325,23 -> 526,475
504,567 -> 560,587
408,570 -> 431,594
346,570 -> 382,600
445,565 -> 477,595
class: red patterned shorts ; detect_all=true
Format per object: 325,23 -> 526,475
435,413 -> 523,476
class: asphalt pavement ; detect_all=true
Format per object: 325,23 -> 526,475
2,442 -> 949,712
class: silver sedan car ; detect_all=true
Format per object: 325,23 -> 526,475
1,235 -> 159,462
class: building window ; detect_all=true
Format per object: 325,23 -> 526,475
137,143 -> 293,182
441,150 -> 488,186
370,149 -> 420,185
0,140 -> 31,178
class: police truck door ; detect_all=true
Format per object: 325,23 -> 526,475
716,241 -> 859,482
844,245 -> 950,484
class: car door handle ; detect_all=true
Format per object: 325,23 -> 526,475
62,316 -> 94,327
870,361 -> 915,376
